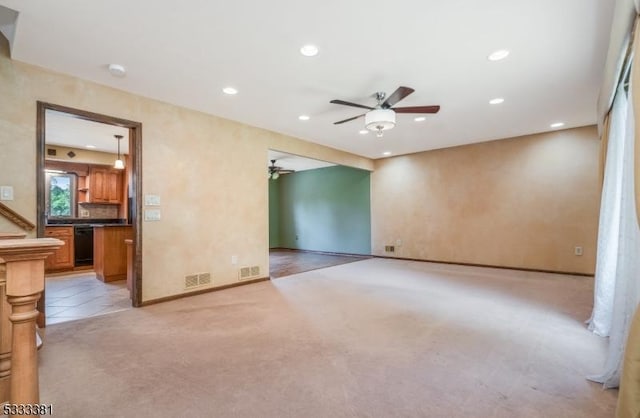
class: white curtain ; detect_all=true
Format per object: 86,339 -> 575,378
588,82 -> 640,388
589,85 -> 628,336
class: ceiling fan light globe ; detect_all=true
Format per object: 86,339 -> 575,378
272,171 -> 280,180
365,109 -> 395,132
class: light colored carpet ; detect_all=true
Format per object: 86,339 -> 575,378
38,258 -> 617,417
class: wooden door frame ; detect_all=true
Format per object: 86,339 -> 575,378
36,102 -> 143,322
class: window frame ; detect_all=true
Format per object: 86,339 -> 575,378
45,171 -> 77,219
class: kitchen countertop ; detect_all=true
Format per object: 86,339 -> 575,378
92,224 -> 133,228
46,218 -> 127,226
46,223 -> 132,227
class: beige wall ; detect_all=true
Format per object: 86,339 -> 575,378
371,126 -> 601,274
0,38 -> 372,301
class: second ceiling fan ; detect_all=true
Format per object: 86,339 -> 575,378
268,159 -> 294,180
330,86 -> 440,137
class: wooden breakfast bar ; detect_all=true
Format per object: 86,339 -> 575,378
93,225 -> 133,282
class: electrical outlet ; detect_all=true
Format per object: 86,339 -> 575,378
574,246 -> 583,256
0,186 -> 14,201
231,255 -> 238,265
385,245 -> 395,253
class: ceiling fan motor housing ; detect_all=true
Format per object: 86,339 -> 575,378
365,108 -> 396,132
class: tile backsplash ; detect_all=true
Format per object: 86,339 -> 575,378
78,204 -> 119,219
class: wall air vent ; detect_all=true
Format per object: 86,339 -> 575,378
185,272 -> 212,289
185,274 -> 199,288
239,267 -> 251,280
198,273 -> 211,285
239,266 -> 261,281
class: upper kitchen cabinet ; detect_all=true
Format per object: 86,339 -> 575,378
88,167 -> 122,204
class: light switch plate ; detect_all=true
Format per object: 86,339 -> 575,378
144,209 -> 161,221
144,194 -> 161,206
0,186 -> 14,201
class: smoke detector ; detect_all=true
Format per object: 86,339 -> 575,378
108,64 -> 126,77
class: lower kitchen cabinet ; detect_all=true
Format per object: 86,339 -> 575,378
44,226 -> 74,272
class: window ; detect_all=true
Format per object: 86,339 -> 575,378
46,172 -> 76,218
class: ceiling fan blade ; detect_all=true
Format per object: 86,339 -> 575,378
330,100 -> 374,110
333,114 -> 365,125
382,86 -> 415,108
393,105 -> 440,114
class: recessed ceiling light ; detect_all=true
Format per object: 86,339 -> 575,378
414,116 -> 426,122
298,115 -> 310,121
550,122 -> 565,129
382,151 -> 392,156
85,145 -> 97,149
489,98 -> 505,105
107,64 -> 126,77
359,130 -> 369,135
222,87 -> 238,95
300,44 -> 319,57
488,49 -> 510,61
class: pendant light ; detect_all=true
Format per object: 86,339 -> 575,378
114,134 -> 125,169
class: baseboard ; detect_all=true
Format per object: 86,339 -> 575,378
140,276 -> 270,306
271,247 -> 372,258
373,255 -> 594,277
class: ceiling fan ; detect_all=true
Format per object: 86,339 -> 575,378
268,159 -> 295,180
330,86 -> 440,137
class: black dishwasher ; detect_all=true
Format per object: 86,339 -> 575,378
74,225 -> 94,266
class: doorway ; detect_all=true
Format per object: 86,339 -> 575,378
36,102 -> 143,326
267,150 -> 372,278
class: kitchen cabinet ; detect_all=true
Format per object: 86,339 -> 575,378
44,226 -> 74,271
88,167 -> 122,204
94,225 -> 132,282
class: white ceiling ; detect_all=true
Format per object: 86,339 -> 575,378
268,150 -> 335,173
45,110 -> 130,155
2,0 -> 614,159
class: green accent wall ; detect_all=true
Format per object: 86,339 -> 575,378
269,165 -> 371,254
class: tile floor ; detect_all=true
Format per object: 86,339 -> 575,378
45,272 -> 132,325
